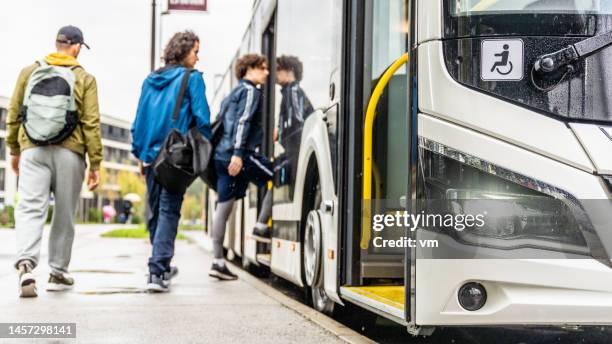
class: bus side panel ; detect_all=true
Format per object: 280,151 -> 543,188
269,111 -> 340,302
271,238 -> 304,286
270,0 -> 343,303
298,112 -> 341,303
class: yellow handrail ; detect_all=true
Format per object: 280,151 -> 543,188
360,53 -> 409,250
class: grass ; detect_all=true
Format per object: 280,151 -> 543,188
101,225 -> 187,240
179,224 -> 205,231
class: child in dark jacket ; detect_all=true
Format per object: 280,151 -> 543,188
209,54 -> 273,281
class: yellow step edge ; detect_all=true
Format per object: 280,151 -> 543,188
342,286 -> 405,310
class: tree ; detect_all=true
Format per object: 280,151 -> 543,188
181,195 -> 201,221
118,170 -> 145,196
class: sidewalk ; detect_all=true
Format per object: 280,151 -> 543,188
0,225 -> 348,343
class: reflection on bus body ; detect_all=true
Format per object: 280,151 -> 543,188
274,55 -> 314,190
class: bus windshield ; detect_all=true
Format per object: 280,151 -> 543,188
451,0 -> 612,16
443,0 -> 612,124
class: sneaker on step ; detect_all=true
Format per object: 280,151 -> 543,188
17,260 -> 37,298
162,266 -> 179,286
252,226 -> 271,243
46,273 -> 74,292
146,274 -> 169,293
208,263 -> 238,281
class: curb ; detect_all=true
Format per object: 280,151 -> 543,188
181,231 -> 376,344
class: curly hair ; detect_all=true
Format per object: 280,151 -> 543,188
163,31 -> 199,66
234,54 -> 268,79
276,55 -> 303,81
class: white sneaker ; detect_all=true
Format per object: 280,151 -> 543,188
18,262 -> 37,298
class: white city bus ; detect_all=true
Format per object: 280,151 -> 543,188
206,0 -> 612,334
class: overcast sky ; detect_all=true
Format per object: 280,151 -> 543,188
0,0 -> 253,121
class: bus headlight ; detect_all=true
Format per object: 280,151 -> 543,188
419,139 -> 595,256
445,189 -> 589,254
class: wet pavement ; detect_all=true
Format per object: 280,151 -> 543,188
0,225 -> 345,343
2,225 -> 611,343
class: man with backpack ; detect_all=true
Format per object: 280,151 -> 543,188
7,26 -> 102,298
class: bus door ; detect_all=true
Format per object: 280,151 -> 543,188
243,11 -> 277,267
340,0 -> 412,325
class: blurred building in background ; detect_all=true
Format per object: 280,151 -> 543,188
0,95 -> 141,223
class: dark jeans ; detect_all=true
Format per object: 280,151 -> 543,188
145,167 -> 184,276
215,153 -> 273,202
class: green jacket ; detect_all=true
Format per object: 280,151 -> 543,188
6,52 -> 103,170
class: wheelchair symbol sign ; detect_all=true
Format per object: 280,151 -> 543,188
481,39 -> 524,81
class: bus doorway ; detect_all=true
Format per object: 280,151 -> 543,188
340,0 -> 412,325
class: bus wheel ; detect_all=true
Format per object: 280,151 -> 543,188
304,210 -> 322,287
304,210 -> 334,315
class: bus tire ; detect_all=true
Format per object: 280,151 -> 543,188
301,163 -> 335,315
304,210 -> 322,287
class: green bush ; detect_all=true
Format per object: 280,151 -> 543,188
87,208 -> 102,223
0,205 -> 15,228
101,226 -> 186,240
179,223 -> 204,231
131,214 -> 143,224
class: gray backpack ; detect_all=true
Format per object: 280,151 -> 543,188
19,60 -> 80,145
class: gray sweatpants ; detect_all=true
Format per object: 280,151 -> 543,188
212,190 -> 272,259
14,147 -> 86,275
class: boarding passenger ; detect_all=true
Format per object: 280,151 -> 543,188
210,54 -> 273,281
131,31 -> 211,292
9,26 -> 102,298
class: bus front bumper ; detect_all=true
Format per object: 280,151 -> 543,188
416,258 -> 612,325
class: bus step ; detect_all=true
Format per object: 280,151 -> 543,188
340,285 -> 406,324
256,253 -> 271,267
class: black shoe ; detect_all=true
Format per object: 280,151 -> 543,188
252,226 -> 271,243
146,274 -> 169,293
17,261 -> 37,298
162,266 -> 179,286
208,263 -> 238,281
46,273 -> 74,292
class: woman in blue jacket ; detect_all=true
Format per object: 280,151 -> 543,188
131,31 -> 211,292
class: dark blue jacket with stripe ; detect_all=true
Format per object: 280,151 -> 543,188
214,79 -> 264,162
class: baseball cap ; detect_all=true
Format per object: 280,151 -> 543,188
56,25 -> 90,49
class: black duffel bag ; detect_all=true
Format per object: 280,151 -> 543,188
200,113 -> 224,192
152,68 -> 212,195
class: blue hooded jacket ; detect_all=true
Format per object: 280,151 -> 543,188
131,66 -> 212,164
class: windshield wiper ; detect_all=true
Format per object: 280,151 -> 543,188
534,30 -> 612,74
